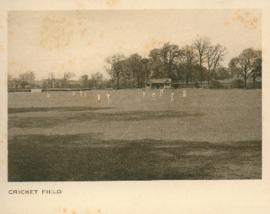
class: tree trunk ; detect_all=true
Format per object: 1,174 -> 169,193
185,71 -> 189,86
137,76 -> 140,88
199,60 -> 203,87
253,72 -> 256,88
207,70 -> 210,86
244,72 -> 247,89
116,73 -> 120,89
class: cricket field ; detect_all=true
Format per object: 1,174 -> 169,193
8,89 -> 262,181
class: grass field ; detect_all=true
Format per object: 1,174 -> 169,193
8,89 -> 262,181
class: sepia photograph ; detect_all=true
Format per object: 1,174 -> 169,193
7,9 -> 262,181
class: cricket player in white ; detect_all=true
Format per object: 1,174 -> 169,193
152,92 -> 156,100
142,90 -> 146,98
170,91 -> 174,102
183,90 -> 187,97
72,91 -> 76,97
97,94 -> 101,103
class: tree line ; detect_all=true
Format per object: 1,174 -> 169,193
8,71 -> 110,90
106,37 -> 261,89
8,37 -> 262,90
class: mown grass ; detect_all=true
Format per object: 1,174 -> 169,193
8,89 -> 262,181
8,106 -> 113,114
8,134 -> 261,181
9,109 -> 203,128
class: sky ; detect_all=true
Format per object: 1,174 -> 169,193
8,9 -> 261,80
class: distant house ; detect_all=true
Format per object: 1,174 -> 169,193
214,79 -> 234,88
31,80 -> 43,88
146,78 -> 172,89
172,81 -> 203,88
31,88 -> 42,93
8,80 -> 18,89
69,80 -> 81,88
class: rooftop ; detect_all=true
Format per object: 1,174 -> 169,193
148,78 -> 172,84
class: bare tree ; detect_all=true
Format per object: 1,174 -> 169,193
48,72 -> 55,88
180,45 -> 197,85
193,37 -> 210,86
205,44 -> 226,85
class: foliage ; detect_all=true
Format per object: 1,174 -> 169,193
232,79 -> 245,88
105,37 -> 233,89
229,48 -> 262,88
209,80 -> 223,89
8,37 -> 261,90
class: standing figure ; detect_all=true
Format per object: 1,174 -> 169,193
97,94 -> 101,103
80,90 -> 83,97
142,90 -> 146,98
183,90 -> 187,98
83,91 -> 87,97
151,92 -> 156,100
170,92 -> 174,102
46,91 -> 50,98
72,91 -> 76,97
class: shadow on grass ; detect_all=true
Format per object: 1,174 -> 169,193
8,134 -> 261,181
8,106 -> 113,114
9,110 -> 204,128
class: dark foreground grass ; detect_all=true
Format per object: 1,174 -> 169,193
8,134 -> 261,181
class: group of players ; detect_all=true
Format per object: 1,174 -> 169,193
45,88 -> 187,104
143,88 -> 187,102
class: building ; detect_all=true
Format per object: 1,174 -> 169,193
31,88 -> 42,93
146,78 -> 172,89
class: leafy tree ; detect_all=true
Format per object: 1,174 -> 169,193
251,50 -> 262,88
214,66 -> 232,80
149,48 -> 165,78
106,54 -> 125,89
80,74 -> 89,88
141,58 -> 151,87
18,71 -> 35,88
229,48 -> 261,88
148,43 -> 180,79
62,72 -> 75,88
45,72 -> 55,88
90,72 -> 104,89
161,43 -> 180,79
127,53 -> 143,88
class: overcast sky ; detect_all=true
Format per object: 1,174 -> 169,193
8,9 -> 261,80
